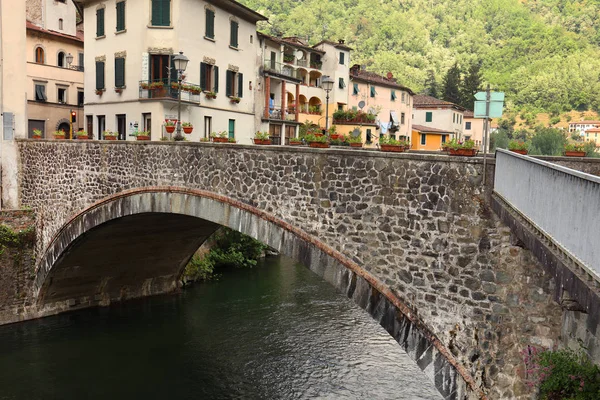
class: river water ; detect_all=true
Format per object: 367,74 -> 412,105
0,256 -> 440,400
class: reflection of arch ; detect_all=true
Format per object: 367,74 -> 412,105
309,70 -> 322,87
298,95 -> 308,113
298,68 -> 308,85
57,51 -> 66,67
33,187 -> 479,400
308,97 -> 322,115
35,46 -> 45,64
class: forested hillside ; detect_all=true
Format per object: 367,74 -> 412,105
242,0 -> 600,114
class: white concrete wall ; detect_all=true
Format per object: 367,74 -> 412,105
494,149 -> 600,278
44,0 -> 78,35
413,108 -> 464,138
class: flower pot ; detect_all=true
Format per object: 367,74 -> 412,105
53,135 -> 65,140
309,142 -> 329,148
136,135 -> 150,141
32,135 -> 42,140
380,144 -> 404,153
314,133 -> 324,137
76,136 -> 90,140
183,127 -> 193,134
564,151 -> 586,157
212,137 -> 229,143
350,142 -> 363,148
289,141 -> 302,146
253,139 -> 272,145
441,146 -> 450,152
104,136 -> 117,140
330,134 -> 340,140
165,125 -> 176,133
510,149 -> 528,155
448,148 -> 477,157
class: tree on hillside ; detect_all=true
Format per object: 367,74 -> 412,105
529,127 -> 566,156
423,69 -> 439,98
460,62 -> 482,110
442,63 -> 461,105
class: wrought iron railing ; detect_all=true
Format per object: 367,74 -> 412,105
263,60 -> 301,80
138,79 -> 201,102
266,106 -> 298,121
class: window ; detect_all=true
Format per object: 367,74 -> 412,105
78,52 -> 84,71
339,52 -> 345,65
204,116 -> 212,139
420,134 -> 426,145
97,115 -> 105,139
115,57 -> 125,88
116,1 -> 125,32
78,90 -> 84,107
401,112 -> 405,125
337,103 -> 343,111
366,129 -> 372,144
352,83 -> 359,95
86,115 -> 94,139
34,84 -> 47,102
116,114 -> 126,140
225,70 -> 243,98
143,113 -> 151,133
205,9 -> 215,39
425,112 -> 432,122
58,18 -> 63,30
228,119 -> 235,139
460,115 -> 463,124
57,52 -> 65,67
401,92 -> 406,103
57,87 -> 67,103
453,113 -> 456,123
96,7 -> 105,37
95,61 -> 105,90
442,135 -> 446,144
370,86 -> 376,97
230,20 -> 239,48
338,78 -> 345,89
200,62 -> 219,92
151,0 -> 170,27
35,47 -> 44,64
250,35 -> 253,43
391,90 -> 396,101
465,121 -> 472,130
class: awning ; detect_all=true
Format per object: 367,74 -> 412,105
390,111 -> 399,126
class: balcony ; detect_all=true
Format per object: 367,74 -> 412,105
265,105 -> 297,121
263,60 -> 301,81
138,79 -> 201,102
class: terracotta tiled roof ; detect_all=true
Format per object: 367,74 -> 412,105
413,95 -> 465,111
464,110 -> 474,118
585,128 -> 600,132
349,66 -> 414,94
26,21 -> 83,43
412,124 -> 452,134
313,40 -> 353,51
569,121 -> 600,125
257,32 -> 325,55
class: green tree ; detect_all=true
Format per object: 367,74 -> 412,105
529,127 -> 566,156
459,62 -> 482,110
442,63 -> 462,105
423,69 -> 439,98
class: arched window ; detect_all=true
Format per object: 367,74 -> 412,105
58,19 -> 63,30
35,47 -> 45,64
58,52 -> 65,67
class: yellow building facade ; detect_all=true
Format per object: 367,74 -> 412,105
411,124 -> 452,151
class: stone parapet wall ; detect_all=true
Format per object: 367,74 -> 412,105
15,141 -> 571,398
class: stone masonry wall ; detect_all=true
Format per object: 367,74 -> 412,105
15,141 -> 572,398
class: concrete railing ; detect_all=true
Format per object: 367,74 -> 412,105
494,149 -> 600,278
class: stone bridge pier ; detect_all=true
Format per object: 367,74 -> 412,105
4,140 -> 600,399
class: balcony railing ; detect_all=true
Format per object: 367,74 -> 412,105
138,79 -> 201,102
266,106 -> 297,121
263,60 -> 301,80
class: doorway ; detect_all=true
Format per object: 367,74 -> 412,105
116,114 -> 126,140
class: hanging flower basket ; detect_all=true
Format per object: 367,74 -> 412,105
183,126 -> 193,134
380,144 -> 405,153
165,125 -> 176,133
330,134 -> 340,140
564,151 -> 586,157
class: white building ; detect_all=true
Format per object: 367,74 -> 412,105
79,0 -> 266,142
412,95 -> 465,140
568,121 -> 600,134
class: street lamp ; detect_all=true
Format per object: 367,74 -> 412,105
66,53 -> 74,69
321,75 -> 334,131
172,51 -> 189,141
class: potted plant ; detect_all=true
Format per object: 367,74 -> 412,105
115,87 -> 123,94
75,130 -> 89,140
289,137 -> 303,146
328,125 -> 339,140
182,122 -> 193,134
348,135 -> 363,148
95,89 -> 104,96
200,137 -> 210,142
283,53 -> 295,64
306,133 -> 329,148
210,131 -> 229,143
53,130 -> 66,139
229,96 -> 241,104
165,120 -> 176,134
228,137 -> 236,143
447,139 -> 477,156
379,135 -> 407,152
508,140 -> 529,155
564,142 -> 586,157
32,129 -> 42,139
253,131 -> 271,145
103,130 -> 118,140
189,85 -> 201,95
150,81 -> 165,97
205,91 -> 217,99
134,131 -> 151,141
140,82 -> 150,90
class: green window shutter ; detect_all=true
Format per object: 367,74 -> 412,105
238,73 -> 243,97
116,2 -> 125,31
228,119 -> 235,138
339,52 -> 344,64
95,61 -> 105,90
230,21 -> 238,47
206,9 -> 214,39
370,86 -> 375,97
426,112 -> 432,122
338,78 -> 345,89
226,70 -> 233,97
353,83 -> 358,95
162,0 -> 171,26
200,63 -> 207,90
213,65 -> 219,92
115,58 -> 125,88
152,0 -> 170,26
391,90 -> 396,101
96,8 -> 104,37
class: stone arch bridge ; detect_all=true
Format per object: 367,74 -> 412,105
5,140 -> 600,399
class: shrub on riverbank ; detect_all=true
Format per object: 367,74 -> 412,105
183,228 -> 267,282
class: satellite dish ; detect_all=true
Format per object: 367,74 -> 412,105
295,50 -> 304,60
351,128 -> 361,138
358,101 -> 365,109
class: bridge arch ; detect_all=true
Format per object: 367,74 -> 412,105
35,187 -> 479,399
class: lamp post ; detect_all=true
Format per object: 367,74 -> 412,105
172,51 -> 189,141
321,75 -> 334,132
66,53 -> 74,69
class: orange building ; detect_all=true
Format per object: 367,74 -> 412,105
411,124 -> 452,151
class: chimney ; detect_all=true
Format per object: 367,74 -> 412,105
350,64 -> 360,76
338,39 -> 345,44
